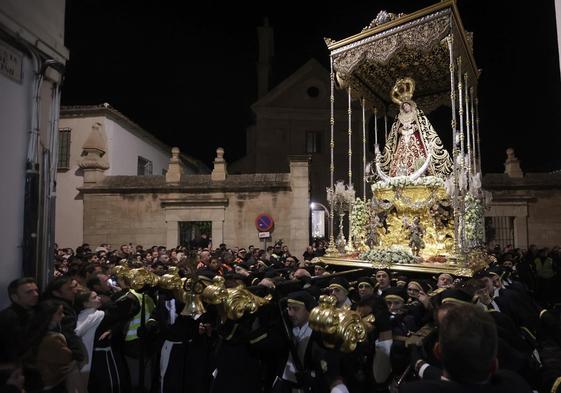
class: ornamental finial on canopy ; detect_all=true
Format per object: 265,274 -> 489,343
363,10 -> 406,31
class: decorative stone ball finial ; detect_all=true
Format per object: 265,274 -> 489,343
504,147 -> 523,178
212,147 -> 227,181
216,147 -> 225,162
166,147 -> 183,183
506,148 -> 515,160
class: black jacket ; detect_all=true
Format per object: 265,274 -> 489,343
400,370 -> 533,393
0,303 -> 34,362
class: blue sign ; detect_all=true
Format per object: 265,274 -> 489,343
255,213 -> 274,232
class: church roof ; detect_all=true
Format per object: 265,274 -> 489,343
251,58 -> 329,110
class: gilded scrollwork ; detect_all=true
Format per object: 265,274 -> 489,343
334,15 -> 449,73
371,185 -> 455,258
331,13 -> 453,116
309,295 -> 368,353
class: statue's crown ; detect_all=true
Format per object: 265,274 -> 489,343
391,77 -> 416,105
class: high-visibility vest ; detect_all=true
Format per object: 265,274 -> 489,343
125,290 -> 155,342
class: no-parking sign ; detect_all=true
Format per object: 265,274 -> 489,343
255,213 -> 274,232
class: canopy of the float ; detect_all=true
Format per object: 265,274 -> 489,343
325,0 -> 478,117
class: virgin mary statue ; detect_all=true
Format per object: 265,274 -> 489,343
377,77 -> 453,180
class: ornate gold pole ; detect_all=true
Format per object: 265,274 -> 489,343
384,114 -> 388,140
470,87 -> 477,176
458,58 -> 465,180
457,56 -> 465,253
362,98 -> 366,200
475,95 -> 482,174
346,86 -> 355,253
348,86 -> 352,186
374,108 -> 378,147
326,57 -> 337,256
445,35 -> 460,258
464,74 -> 472,180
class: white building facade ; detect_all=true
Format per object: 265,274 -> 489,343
56,105 -> 207,249
0,0 -> 68,306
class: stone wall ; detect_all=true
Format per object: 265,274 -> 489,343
83,192 -> 166,248
485,171 -> 561,249
223,190 -> 292,249
81,153 -> 310,253
527,190 -> 561,247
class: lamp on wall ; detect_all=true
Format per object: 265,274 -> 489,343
310,202 -> 330,239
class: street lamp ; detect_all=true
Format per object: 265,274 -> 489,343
310,202 -> 330,239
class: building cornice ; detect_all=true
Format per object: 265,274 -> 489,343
78,174 -> 292,194
483,173 -> 561,190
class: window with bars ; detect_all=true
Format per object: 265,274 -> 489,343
306,131 -> 321,153
57,128 -> 71,170
137,156 -> 153,176
485,216 -> 515,248
179,221 -> 212,249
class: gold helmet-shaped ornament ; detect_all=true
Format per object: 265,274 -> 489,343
159,267 -> 206,317
201,276 -> 272,320
309,295 -> 368,353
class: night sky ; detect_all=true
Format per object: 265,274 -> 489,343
62,0 -> 561,174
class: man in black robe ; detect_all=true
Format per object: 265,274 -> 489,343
399,304 -> 533,393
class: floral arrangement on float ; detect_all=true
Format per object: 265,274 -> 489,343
426,255 -> 448,263
360,246 -> 417,265
350,198 -> 370,253
463,191 -> 485,247
372,175 -> 445,191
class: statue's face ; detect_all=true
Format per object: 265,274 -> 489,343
402,102 -> 412,113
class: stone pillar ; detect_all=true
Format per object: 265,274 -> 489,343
211,147 -> 227,181
288,155 -> 310,255
166,219 -> 179,249
211,219 -> 225,248
79,122 -> 109,183
504,148 -> 523,178
166,147 -> 184,183
514,216 -> 529,250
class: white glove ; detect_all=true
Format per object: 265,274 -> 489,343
330,383 -> 349,393
373,339 -> 393,383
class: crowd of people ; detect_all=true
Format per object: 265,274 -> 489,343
1,240 -> 560,393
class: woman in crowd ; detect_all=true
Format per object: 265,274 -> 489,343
74,289 -> 132,393
25,300 -> 84,393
